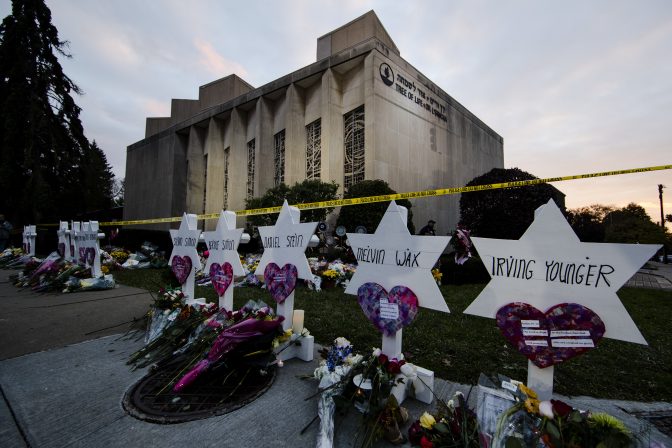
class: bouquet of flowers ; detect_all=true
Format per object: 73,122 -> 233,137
128,292 -> 217,370
172,302 -> 284,392
452,225 -> 472,266
307,343 -> 422,448
493,382 -> 633,448
408,391 -> 482,448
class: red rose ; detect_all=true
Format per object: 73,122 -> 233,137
387,360 -> 401,374
408,421 -> 423,445
420,436 -> 434,448
378,354 -> 389,365
551,399 -> 573,418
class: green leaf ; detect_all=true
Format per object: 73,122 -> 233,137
545,420 -> 561,440
505,437 -> 525,448
433,422 -> 450,434
570,410 -> 583,423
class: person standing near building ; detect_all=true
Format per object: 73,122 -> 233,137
418,219 -> 436,236
0,215 -> 12,250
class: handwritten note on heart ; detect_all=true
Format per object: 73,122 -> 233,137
78,247 -> 86,264
496,302 -> 605,368
210,262 -> 234,297
357,283 -> 419,336
57,243 -> 65,258
264,263 -> 298,304
171,255 -> 193,285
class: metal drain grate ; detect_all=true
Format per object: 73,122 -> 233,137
123,354 -> 276,424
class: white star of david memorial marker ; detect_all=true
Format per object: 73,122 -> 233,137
169,213 -> 202,300
202,210 -> 249,310
346,201 -> 451,404
70,221 -> 81,263
254,200 -> 318,361
57,222 -> 71,261
80,221 -> 105,277
22,225 -> 36,256
464,199 -> 661,399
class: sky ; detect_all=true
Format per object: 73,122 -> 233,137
2,0 -> 670,226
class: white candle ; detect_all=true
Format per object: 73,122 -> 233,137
292,309 -> 304,334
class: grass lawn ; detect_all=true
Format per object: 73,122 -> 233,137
115,269 -> 672,402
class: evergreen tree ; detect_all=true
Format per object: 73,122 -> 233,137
459,168 -> 565,239
0,0 -> 112,224
336,179 -> 415,234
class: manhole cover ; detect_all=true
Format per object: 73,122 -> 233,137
123,354 -> 277,424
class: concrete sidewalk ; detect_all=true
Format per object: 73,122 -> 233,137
0,270 -> 153,360
1,269 -> 671,447
626,261 -> 672,290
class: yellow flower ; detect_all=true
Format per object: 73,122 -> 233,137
518,384 -> 538,400
419,412 -> 436,429
524,398 -> 540,414
322,269 -> 339,279
101,265 -> 110,274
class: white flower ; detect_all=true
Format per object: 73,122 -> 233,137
346,354 -> 363,365
335,337 -> 350,348
447,399 -> 455,409
372,348 -> 382,357
539,400 -> 554,419
277,360 -> 284,368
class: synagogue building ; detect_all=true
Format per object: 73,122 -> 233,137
124,11 -> 504,233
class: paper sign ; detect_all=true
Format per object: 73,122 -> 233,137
550,330 -> 590,337
521,320 -> 540,328
464,199 -> 660,345
525,340 -> 549,347
501,381 -> 518,393
551,339 -> 595,348
379,297 -> 400,320
523,329 -> 548,337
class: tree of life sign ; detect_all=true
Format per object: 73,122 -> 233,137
169,214 -> 202,300
254,200 -> 317,362
464,200 -> 660,399
202,210 -> 249,311
346,201 -> 450,403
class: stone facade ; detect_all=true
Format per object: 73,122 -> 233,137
125,11 -> 504,233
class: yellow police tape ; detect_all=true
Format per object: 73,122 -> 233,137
59,164 -> 672,227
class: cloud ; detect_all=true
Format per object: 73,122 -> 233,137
193,38 -> 248,79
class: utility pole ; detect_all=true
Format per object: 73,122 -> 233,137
659,184 -> 668,264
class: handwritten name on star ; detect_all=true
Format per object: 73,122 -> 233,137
488,255 -> 615,288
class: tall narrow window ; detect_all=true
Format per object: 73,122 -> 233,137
344,105 -> 365,190
247,139 -> 255,199
223,147 -> 230,209
274,130 -> 286,186
306,119 -> 321,179
202,154 -> 208,213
